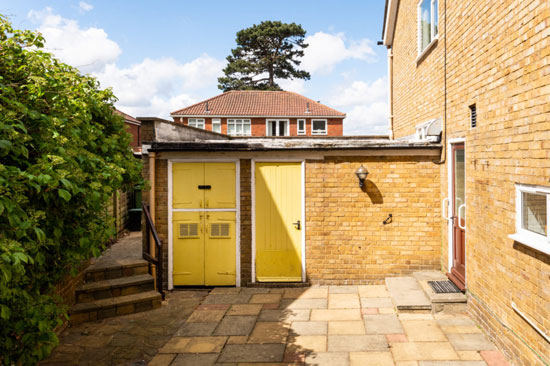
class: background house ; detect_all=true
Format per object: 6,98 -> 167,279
115,109 -> 142,155
383,0 -> 550,364
170,90 -> 345,137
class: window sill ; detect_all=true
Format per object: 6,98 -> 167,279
416,37 -> 438,65
509,233 -> 550,255
311,132 -> 327,136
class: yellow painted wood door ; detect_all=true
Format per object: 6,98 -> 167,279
205,212 -> 236,286
255,162 -> 302,282
172,163 -> 203,209
172,211 -> 204,285
171,162 -> 236,286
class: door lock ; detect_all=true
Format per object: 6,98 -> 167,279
292,220 -> 301,230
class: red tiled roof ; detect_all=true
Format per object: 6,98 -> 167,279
170,91 -> 346,117
115,109 -> 140,124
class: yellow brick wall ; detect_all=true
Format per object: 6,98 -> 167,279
305,156 -> 441,284
390,0 -> 550,364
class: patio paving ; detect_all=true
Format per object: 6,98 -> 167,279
149,285 -> 511,366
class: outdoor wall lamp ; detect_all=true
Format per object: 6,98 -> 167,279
355,165 -> 369,188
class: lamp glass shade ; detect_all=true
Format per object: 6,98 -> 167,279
355,165 -> 369,181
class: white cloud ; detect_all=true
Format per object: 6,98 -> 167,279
28,7 -> 120,72
302,32 -> 376,74
94,56 -> 225,118
277,78 -> 306,94
79,1 -> 93,12
329,78 -> 390,135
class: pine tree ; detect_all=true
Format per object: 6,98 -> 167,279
218,21 -> 310,91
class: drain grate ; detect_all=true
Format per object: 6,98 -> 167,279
428,280 -> 462,294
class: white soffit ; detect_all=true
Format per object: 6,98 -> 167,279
383,0 -> 399,46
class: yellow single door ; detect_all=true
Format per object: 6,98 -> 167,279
204,163 -> 236,209
205,212 -> 236,286
255,162 -> 302,282
173,211 -> 204,285
172,162 -> 204,209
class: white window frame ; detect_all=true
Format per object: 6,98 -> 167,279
188,118 -> 205,129
297,119 -> 306,135
509,184 -> 550,255
311,119 -> 327,135
417,0 -> 438,56
212,118 -> 221,134
266,119 -> 289,137
227,119 -> 251,136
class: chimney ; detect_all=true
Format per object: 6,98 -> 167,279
306,102 -> 310,113
205,101 -> 209,113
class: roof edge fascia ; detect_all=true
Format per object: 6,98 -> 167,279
383,0 -> 399,46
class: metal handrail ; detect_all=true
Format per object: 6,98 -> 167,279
142,202 -> 165,300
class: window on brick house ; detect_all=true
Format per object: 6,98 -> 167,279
227,119 -> 251,136
297,119 -> 306,135
418,0 -> 438,54
509,184 -> 550,255
212,118 -> 221,133
311,120 -> 327,135
188,118 -> 205,129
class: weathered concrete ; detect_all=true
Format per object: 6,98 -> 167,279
386,276 -> 432,310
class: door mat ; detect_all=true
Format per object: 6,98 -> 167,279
428,280 -> 462,294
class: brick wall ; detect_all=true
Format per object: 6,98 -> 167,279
390,0 -> 550,364
239,160 -> 252,286
305,156 -> 441,284
175,117 -> 344,136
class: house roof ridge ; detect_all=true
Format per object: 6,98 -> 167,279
170,92 -> 229,115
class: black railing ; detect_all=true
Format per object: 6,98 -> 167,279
142,202 -> 165,300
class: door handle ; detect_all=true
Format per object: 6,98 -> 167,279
458,204 -> 466,230
293,220 -> 301,230
442,198 -> 450,220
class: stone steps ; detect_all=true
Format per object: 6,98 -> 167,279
76,274 -> 154,303
70,258 -> 162,325
70,290 -> 162,325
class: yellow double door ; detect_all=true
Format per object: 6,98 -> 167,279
255,162 -> 303,282
172,163 -> 236,286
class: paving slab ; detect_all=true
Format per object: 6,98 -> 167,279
329,293 -> 361,308
458,351 -> 484,361
259,309 -> 310,322
227,304 -> 262,316
183,336 -> 227,353
311,309 -> 361,321
391,342 -> 459,361
287,334 -> 327,353
187,309 -> 226,323
175,322 -> 218,336
328,321 -> 366,335
330,286 -> 358,294
158,337 -> 191,353
210,287 -> 242,295
202,294 -> 252,305
213,316 -> 257,336
147,353 -> 176,366
305,352 -> 350,366
350,351 -> 395,366
419,362 -> 486,366
401,320 -> 447,341
480,350 -> 510,366
442,325 -> 482,334
360,297 -> 394,308
217,344 -> 285,363
249,293 -> 282,304
385,277 -> 431,311
290,321 -> 328,335
435,315 -> 477,327
358,285 -> 389,298
170,353 -> 219,366
328,335 -> 388,352
364,314 -> 404,334
248,322 -> 289,343
447,333 -> 496,351
280,298 -> 328,309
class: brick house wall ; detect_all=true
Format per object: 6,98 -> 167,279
146,151 -> 440,287
174,117 -> 344,137
388,0 -> 550,364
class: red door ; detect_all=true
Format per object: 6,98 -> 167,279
448,143 -> 466,290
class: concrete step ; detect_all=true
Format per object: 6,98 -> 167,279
413,271 -> 467,314
76,274 -> 154,303
84,258 -> 149,282
70,290 -> 162,325
385,276 -> 432,312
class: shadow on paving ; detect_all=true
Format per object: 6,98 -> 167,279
40,290 -> 208,366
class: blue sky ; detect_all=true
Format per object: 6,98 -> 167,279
1,1 -> 390,134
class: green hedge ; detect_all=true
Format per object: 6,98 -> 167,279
0,16 -> 143,364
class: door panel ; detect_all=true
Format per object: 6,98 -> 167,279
173,211 -> 204,285
205,212 -> 236,286
255,162 -> 302,282
204,163 -> 236,209
449,144 -> 466,289
172,163 -> 204,209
